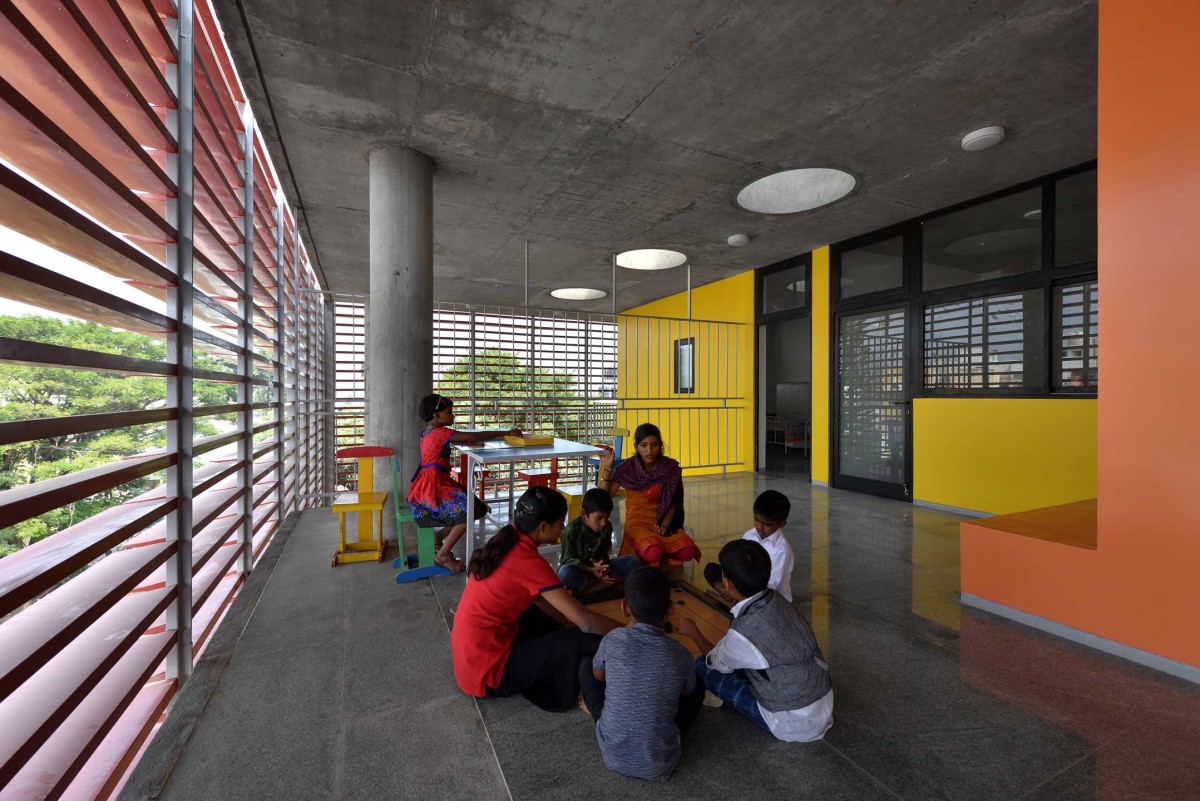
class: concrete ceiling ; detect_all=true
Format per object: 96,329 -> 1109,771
213,0 -> 1097,312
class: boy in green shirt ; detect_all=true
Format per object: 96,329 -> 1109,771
558,489 -> 642,596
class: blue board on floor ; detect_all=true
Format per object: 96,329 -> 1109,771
394,552 -> 453,583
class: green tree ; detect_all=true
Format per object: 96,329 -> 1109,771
0,316 -> 241,557
434,349 -> 588,439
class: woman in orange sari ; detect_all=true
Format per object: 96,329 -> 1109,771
597,423 -> 701,570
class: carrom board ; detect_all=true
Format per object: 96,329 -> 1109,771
588,587 -> 731,658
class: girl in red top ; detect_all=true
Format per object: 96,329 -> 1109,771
408,394 -> 520,572
451,486 -> 620,711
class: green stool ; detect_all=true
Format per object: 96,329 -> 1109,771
392,455 -> 451,582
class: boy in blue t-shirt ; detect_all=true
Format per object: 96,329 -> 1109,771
577,568 -> 704,781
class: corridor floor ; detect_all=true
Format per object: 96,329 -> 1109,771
125,474 -> 1200,801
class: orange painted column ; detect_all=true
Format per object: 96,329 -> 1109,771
961,1 -> 1200,670
1094,0 -> 1200,666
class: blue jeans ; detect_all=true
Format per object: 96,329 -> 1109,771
694,656 -> 769,731
557,555 -> 641,592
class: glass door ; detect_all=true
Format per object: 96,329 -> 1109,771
834,306 -> 910,500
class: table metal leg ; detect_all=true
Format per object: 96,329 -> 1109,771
508,463 -> 515,520
466,459 -> 477,560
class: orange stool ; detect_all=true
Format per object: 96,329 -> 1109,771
518,458 -> 559,489
331,445 -> 391,566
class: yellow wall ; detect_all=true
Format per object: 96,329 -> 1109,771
810,247 -> 831,484
914,398 -> 1097,515
618,271 -> 756,474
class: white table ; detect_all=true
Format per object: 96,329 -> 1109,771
458,438 -> 605,560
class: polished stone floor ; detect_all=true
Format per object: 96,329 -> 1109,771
133,473 -> 1200,801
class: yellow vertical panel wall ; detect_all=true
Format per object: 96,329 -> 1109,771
810,247 -> 831,484
618,271 -> 756,474
913,398 -> 1097,515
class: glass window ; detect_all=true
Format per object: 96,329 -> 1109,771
1055,169 -> 1097,268
924,289 -> 1045,390
922,188 -> 1042,290
1054,282 -> 1098,389
840,236 -> 904,298
674,337 -> 695,394
762,264 -> 807,314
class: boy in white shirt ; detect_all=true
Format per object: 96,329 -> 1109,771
704,490 -> 794,603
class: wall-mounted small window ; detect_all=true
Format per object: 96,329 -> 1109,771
674,337 -> 695,394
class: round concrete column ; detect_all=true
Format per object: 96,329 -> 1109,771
367,148 -> 432,543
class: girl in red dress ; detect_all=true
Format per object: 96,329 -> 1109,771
407,394 -> 519,572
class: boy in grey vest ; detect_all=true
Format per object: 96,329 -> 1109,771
678,540 -> 833,742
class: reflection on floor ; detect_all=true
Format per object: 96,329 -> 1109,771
142,472 -> 1200,801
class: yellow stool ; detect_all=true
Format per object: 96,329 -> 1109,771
331,446 -> 392,566
557,486 -> 584,520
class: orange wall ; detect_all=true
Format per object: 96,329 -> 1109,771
963,0 -> 1200,668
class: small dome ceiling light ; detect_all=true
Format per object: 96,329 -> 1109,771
551,288 -> 607,301
615,249 -> 688,270
961,126 -> 1006,152
727,233 -> 750,247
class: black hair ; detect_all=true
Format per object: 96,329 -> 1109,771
467,486 -> 567,580
633,422 -> 662,447
581,487 -> 613,515
624,567 -> 671,624
418,393 -> 452,423
753,490 -> 791,523
718,539 -> 771,597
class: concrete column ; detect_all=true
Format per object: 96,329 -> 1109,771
367,148 -> 433,545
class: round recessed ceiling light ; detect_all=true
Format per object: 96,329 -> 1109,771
727,233 -> 750,247
615,249 -> 687,271
1023,208 -> 1042,221
551,287 -> 607,301
961,126 -> 1006,152
736,168 -> 856,214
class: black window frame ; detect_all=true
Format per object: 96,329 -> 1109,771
756,254 -> 812,323
829,161 -> 1097,401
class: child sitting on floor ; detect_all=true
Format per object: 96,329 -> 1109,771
578,567 -> 705,781
678,539 -> 833,742
558,489 -> 641,596
704,490 -> 795,603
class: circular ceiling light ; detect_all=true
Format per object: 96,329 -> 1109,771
1023,208 -> 1042,221
615,249 -> 687,271
727,233 -> 750,247
736,168 -> 856,214
551,287 -> 607,301
961,126 -> 1006,152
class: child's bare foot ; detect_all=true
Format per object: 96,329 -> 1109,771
434,551 -> 466,573
577,693 -> 591,716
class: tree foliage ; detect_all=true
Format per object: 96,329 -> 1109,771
0,316 -> 239,557
433,349 -> 588,438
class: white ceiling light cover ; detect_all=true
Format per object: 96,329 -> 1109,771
615,249 -> 687,270
736,168 -> 856,214
551,287 -> 607,300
